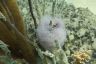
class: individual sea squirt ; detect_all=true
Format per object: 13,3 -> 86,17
36,16 -> 67,51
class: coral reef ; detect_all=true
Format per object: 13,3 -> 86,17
0,0 -> 96,64
17,0 -> 96,64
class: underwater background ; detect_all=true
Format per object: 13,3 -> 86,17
0,0 -> 96,64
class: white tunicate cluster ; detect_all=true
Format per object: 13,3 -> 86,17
36,16 -> 67,51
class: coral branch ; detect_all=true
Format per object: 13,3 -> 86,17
28,0 -> 37,29
0,0 -> 36,63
